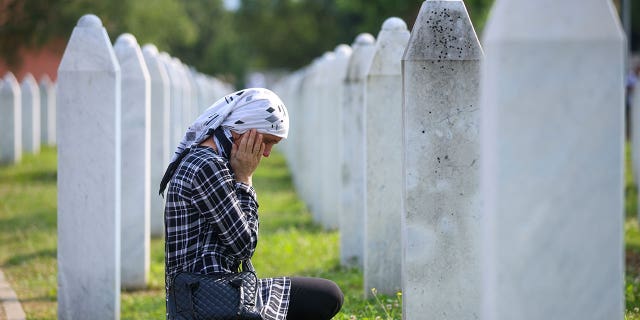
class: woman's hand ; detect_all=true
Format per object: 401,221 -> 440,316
230,129 -> 265,186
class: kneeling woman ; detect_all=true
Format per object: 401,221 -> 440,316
160,88 -> 343,320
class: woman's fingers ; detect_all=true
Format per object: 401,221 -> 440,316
253,133 -> 263,155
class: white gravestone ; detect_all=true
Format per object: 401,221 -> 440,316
364,17 -> 409,297
57,14 -> 121,319
21,73 -> 41,154
0,73 -> 22,164
402,1 -> 483,318
340,33 -> 375,268
173,58 -> 193,129
305,57 -> 328,222
39,75 -> 55,146
38,74 -> 51,144
114,33 -> 151,290
321,45 -> 352,230
142,44 -> 170,237
480,1 -> 624,319
317,52 -> 336,228
288,67 -> 313,206
160,52 -> 184,153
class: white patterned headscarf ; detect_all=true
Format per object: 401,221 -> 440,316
159,88 -> 289,194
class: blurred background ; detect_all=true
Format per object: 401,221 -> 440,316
0,0 -> 637,101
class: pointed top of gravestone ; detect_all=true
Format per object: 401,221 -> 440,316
3,72 -> 18,85
159,52 -> 170,60
382,17 -> 407,31
403,0 -> 482,61
39,74 -> 52,86
21,73 -> 37,86
114,33 -> 149,81
334,44 -> 352,59
1,73 -> 20,95
78,14 -> 102,28
115,33 -> 138,48
483,0 -> 624,43
142,44 -> 159,56
370,17 -> 410,76
59,14 -> 119,72
346,34 -> 376,81
354,33 -> 375,46
322,51 -> 336,61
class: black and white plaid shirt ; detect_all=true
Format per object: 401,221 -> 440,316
165,145 -> 290,320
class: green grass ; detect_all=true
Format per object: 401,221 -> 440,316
0,147 -> 399,319
7,144 -> 640,319
627,141 -> 640,320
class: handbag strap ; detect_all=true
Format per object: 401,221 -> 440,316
240,259 -> 255,273
184,280 -> 199,318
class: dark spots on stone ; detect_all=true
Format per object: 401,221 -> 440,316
437,157 -> 441,163
423,66 -> 427,70
471,159 -> 477,166
444,155 -> 448,160
459,193 -> 464,196
422,130 -> 425,133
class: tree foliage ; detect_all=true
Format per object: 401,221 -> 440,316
0,0 -> 499,85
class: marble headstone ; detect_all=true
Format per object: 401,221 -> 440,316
480,1 -> 625,319
340,33 -> 375,268
0,73 -> 22,164
21,73 -> 41,154
114,33 -> 151,290
57,14 -> 121,319
142,44 -> 170,237
402,1 -> 483,318
364,17 -> 409,296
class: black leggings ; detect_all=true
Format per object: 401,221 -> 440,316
286,277 -> 344,320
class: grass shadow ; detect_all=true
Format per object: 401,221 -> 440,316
2,248 -> 57,267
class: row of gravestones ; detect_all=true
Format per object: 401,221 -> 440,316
274,0 -> 625,319
55,14 -> 233,319
0,72 -> 56,164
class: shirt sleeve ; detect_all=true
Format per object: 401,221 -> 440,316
191,159 -> 259,260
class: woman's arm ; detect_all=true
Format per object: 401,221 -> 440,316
192,159 -> 259,260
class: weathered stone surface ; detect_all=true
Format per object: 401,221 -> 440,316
21,73 -> 41,154
114,33 -> 151,290
142,43 -> 170,237
0,73 -> 22,164
57,14 -> 121,319
320,45 -> 351,230
340,33 -> 375,268
402,1 -> 482,318
364,17 -> 408,296
480,1 -> 625,319
39,75 -> 56,146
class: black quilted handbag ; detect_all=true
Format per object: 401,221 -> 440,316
168,261 -> 262,320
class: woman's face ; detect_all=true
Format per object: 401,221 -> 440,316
231,130 -> 283,157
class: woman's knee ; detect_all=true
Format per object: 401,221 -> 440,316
288,277 -> 344,319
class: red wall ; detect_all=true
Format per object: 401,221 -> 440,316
0,38 -> 65,82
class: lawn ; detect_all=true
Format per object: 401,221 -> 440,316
0,147 -> 399,319
2,144 -> 636,319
